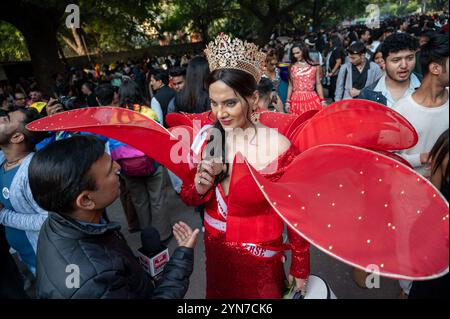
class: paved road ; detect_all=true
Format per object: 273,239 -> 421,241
109,182 -> 402,299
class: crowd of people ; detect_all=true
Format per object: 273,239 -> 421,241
0,11 -> 448,300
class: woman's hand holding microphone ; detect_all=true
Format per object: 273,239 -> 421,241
195,160 -> 224,195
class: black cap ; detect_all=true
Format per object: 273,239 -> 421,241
346,41 -> 367,54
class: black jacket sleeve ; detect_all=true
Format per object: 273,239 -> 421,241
55,247 -> 193,299
69,269 -> 154,299
151,247 -> 194,299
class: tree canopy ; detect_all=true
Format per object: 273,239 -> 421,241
0,0 -> 447,93
2,0 -> 447,62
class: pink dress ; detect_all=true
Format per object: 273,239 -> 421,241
289,64 -> 322,116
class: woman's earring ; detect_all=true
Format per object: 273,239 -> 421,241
250,109 -> 259,124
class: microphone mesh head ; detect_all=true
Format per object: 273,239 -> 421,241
140,226 -> 162,255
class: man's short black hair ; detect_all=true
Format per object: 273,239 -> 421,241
4,107 -> 48,150
82,81 -> 95,92
357,28 -> 370,38
420,33 -> 449,76
347,41 -> 366,55
29,135 -> 106,215
95,83 -> 114,106
385,26 -> 395,34
371,28 -> 385,41
169,66 -> 186,78
153,71 -> 170,86
257,78 -> 274,100
419,30 -> 438,45
380,33 -> 419,60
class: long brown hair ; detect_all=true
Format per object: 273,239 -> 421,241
429,129 -> 449,180
289,42 -> 317,83
175,56 -> 210,113
290,42 -> 316,65
205,68 -> 257,185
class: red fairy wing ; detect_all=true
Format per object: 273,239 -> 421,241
259,110 -> 317,139
294,99 -> 418,152
286,110 -> 318,139
168,125 -> 203,167
166,111 -> 215,128
165,113 -> 194,127
183,111 -> 215,126
244,144 -> 449,280
258,112 -> 299,136
375,150 -> 413,169
27,107 -> 195,181
168,125 -> 194,145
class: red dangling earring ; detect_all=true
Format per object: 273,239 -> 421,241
251,109 -> 259,124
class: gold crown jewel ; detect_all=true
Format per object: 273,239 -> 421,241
205,33 -> 266,83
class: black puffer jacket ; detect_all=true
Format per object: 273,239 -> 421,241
36,213 -> 193,299
0,225 -> 29,299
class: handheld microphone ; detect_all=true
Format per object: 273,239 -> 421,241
137,227 -> 170,280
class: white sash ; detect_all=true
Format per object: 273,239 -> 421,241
241,243 -> 280,258
215,186 -> 228,220
204,211 -> 227,233
204,211 -> 281,259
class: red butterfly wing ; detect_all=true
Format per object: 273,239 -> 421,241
293,99 -> 418,152
27,107 -> 195,181
244,144 -> 448,280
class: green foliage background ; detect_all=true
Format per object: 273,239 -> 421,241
0,0 -> 448,61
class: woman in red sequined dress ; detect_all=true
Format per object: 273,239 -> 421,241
179,36 -> 310,298
286,42 -> 326,116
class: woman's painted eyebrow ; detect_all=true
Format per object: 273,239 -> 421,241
210,98 -> 238,103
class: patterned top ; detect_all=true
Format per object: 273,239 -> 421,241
290,64 -> 318,92
262,67 -> 281,91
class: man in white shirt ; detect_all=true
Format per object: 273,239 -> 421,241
392,33 -> 449,298
360,33 -> 421,108
393,33 -> 449,177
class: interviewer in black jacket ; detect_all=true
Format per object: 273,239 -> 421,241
28,135 -> 199,299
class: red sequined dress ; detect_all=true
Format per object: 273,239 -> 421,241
289,63 -> 322,116
180,143 -> 309,299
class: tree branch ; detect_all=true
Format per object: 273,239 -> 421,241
61,35 -> 82,55
279,0 -> 308,15
268,0 -> 279,13
237,0 -> 266,21
71,28 -> 85,53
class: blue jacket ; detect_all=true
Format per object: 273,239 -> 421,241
335,61 -> 383,101
360,73 -> 423,106
0,152 -> 48,255
359,81 -> 389,105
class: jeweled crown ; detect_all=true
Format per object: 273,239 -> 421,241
205,33 -> 266,83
